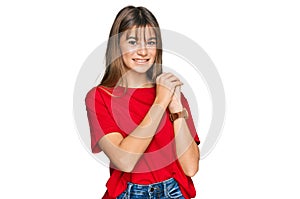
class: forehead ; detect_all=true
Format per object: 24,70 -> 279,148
123,26 -> 157,39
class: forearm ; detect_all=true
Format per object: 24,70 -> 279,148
119,98 -> 167,153
173,118 -> 200,177
108,98 -> 168,172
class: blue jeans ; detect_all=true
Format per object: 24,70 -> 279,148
116,178 -> 185,199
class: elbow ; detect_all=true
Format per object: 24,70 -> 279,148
119,166 -> 134,173
184,165 -> 199,177
118,163 -> 135,173
114,156 -> 137,173
183,149 -> 200,177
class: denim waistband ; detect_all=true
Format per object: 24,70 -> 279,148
122,178 -> 183,199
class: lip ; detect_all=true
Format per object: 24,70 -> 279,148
132,58 -> 150,64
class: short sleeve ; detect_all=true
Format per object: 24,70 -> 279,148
181,93 -> 200,145
85,87 -> 124,153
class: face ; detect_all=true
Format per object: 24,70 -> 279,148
119,26 -> 157,74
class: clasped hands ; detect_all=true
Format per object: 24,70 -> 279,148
155,72 -> 183,113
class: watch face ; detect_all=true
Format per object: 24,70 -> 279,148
170,113 -> 179,122
170,108 -> 188,122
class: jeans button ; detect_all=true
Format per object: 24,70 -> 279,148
150,187 -> 154,192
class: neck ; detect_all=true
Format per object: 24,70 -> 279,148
121,71 -> 154,88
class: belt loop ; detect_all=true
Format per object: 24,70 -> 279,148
163,179 -> 168,197
127,182 -> 133,196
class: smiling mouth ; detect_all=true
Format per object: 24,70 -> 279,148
132,58 -> 150,64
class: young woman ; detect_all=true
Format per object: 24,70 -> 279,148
85,5 -> 200,199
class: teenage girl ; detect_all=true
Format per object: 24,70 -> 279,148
85,5 -> 200,199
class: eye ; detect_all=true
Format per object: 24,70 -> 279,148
128,40 -> 137,45
147,40 -> 157,48
147,41 -> 156,46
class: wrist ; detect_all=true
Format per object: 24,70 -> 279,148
169,107 -> 189,122
154,97 -> 169,109
169,104 -> 183,113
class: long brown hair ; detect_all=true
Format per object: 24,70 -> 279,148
99,6 -> 162,92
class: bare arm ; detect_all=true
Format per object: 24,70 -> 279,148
98,73 -> 182,172
98,100 -> 167,172
173,118 -> 200,177
169,85 -> 200,177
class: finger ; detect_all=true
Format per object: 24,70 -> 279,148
169,80 -> 183,92
160,75 -> 181,85
166,75 -> 180,83
160,72 -> 176,79
164,72 -> 174,78
172,80 -> 184,87
156,72 -> 171,82
157,76 -> 179,87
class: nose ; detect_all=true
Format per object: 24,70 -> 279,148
137,43 -> 148,56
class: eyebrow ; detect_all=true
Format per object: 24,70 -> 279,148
127,36 -> 137,40
126,36 -> 157,41
148,37 -> 157,41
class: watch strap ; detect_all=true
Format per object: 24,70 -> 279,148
169,108 -> 188,122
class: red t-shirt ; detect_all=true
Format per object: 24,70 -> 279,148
85,85 -> 200,199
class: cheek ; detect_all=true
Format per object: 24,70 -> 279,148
150,49 -> 157,60
122,53 -> 131,59
121,52 -> 133,65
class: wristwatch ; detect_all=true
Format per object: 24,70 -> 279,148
169,108 -> 189,122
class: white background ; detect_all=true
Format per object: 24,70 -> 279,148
1,0 -> 299,198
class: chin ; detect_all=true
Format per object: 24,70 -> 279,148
131,66 -> 152,74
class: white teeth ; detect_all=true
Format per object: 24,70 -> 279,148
134,59 -> 148,63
